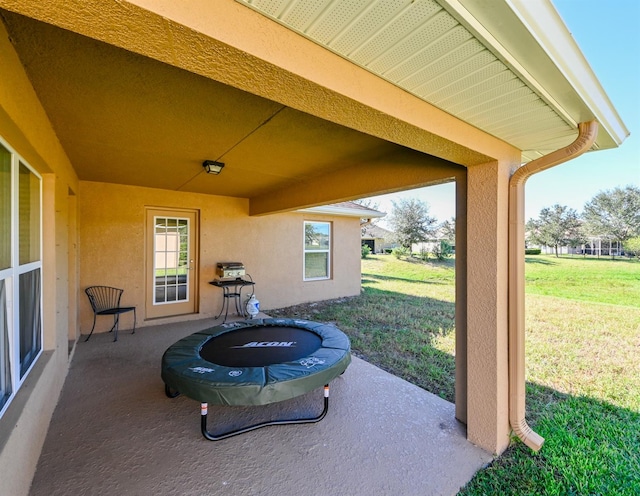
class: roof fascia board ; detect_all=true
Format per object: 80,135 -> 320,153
297,206 -> 386,218
504,0 -> 629,146
440,0 -> 628,149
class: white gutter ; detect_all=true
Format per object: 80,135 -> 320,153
506,0 -> 628,148
508,120 -> 598,451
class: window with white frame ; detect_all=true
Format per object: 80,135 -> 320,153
0,139 -> 42,417
303,221 -> 331,280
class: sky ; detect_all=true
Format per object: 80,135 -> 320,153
364,0 -> 639,225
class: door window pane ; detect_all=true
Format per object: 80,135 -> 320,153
0,144 -> 10,270
19,163 -> 40,265
154,217 -> 189,304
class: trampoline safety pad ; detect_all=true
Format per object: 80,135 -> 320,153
161,318 -> 351,407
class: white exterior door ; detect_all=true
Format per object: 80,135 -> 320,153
145,208 -> 198,319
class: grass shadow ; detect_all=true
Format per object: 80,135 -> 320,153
363,273 -> 449,285
361,255 -> 385,262
403,256 -> 456,269
525,256 -> 558,265
569,255 -> 639,264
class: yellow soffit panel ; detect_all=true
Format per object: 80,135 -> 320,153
235,0 -> 577,162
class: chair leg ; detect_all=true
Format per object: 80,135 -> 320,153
84,314 -> 97,342
113,314 -> 120,342
107,317 -> 118,333
132,308 -> 136,334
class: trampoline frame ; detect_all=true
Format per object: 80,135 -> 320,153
166,383 -> 330,441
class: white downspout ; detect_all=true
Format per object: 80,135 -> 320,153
508,120 -> 598,451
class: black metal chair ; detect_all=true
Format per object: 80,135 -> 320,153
85,286 -> 136,342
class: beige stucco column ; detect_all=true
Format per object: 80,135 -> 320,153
464,159 -> 513,453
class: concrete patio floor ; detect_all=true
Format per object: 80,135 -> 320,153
30,317 -> 492,496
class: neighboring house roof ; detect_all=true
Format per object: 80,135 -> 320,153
362,224 -> 394,239
298,201 -> 386,219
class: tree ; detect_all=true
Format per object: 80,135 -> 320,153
387,198 -> 437,250
581,185 -> 640,242
624,236 -> 640,259
438,217 -> 456,244
431,240 -> 453,260
526,204 -> 584,257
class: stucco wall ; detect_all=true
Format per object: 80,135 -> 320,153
0,19 -> 78,496
78,181 -> 362,333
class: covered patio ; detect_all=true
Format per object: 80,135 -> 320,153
0,1 -> 628,493
31,317 -> 491,495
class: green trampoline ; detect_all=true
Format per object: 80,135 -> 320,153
161,318 -> 351,440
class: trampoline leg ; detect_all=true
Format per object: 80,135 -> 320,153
200,385 -> 330,441
165,383 -> 181,398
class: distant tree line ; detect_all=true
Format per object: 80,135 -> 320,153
526,185 -> 640,257
357,184 -> 640,260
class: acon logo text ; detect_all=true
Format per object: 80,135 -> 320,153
232,341 -> 297,348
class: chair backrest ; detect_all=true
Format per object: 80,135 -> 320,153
85,286 -> 124,313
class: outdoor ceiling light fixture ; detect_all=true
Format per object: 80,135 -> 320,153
202,160 -> 225,175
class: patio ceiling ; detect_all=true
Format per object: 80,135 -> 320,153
0,0 -> 627,208
2,11 -> 416,200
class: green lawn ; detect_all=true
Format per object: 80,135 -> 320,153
525,254 -> 640,306
269,254 -> 640,495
